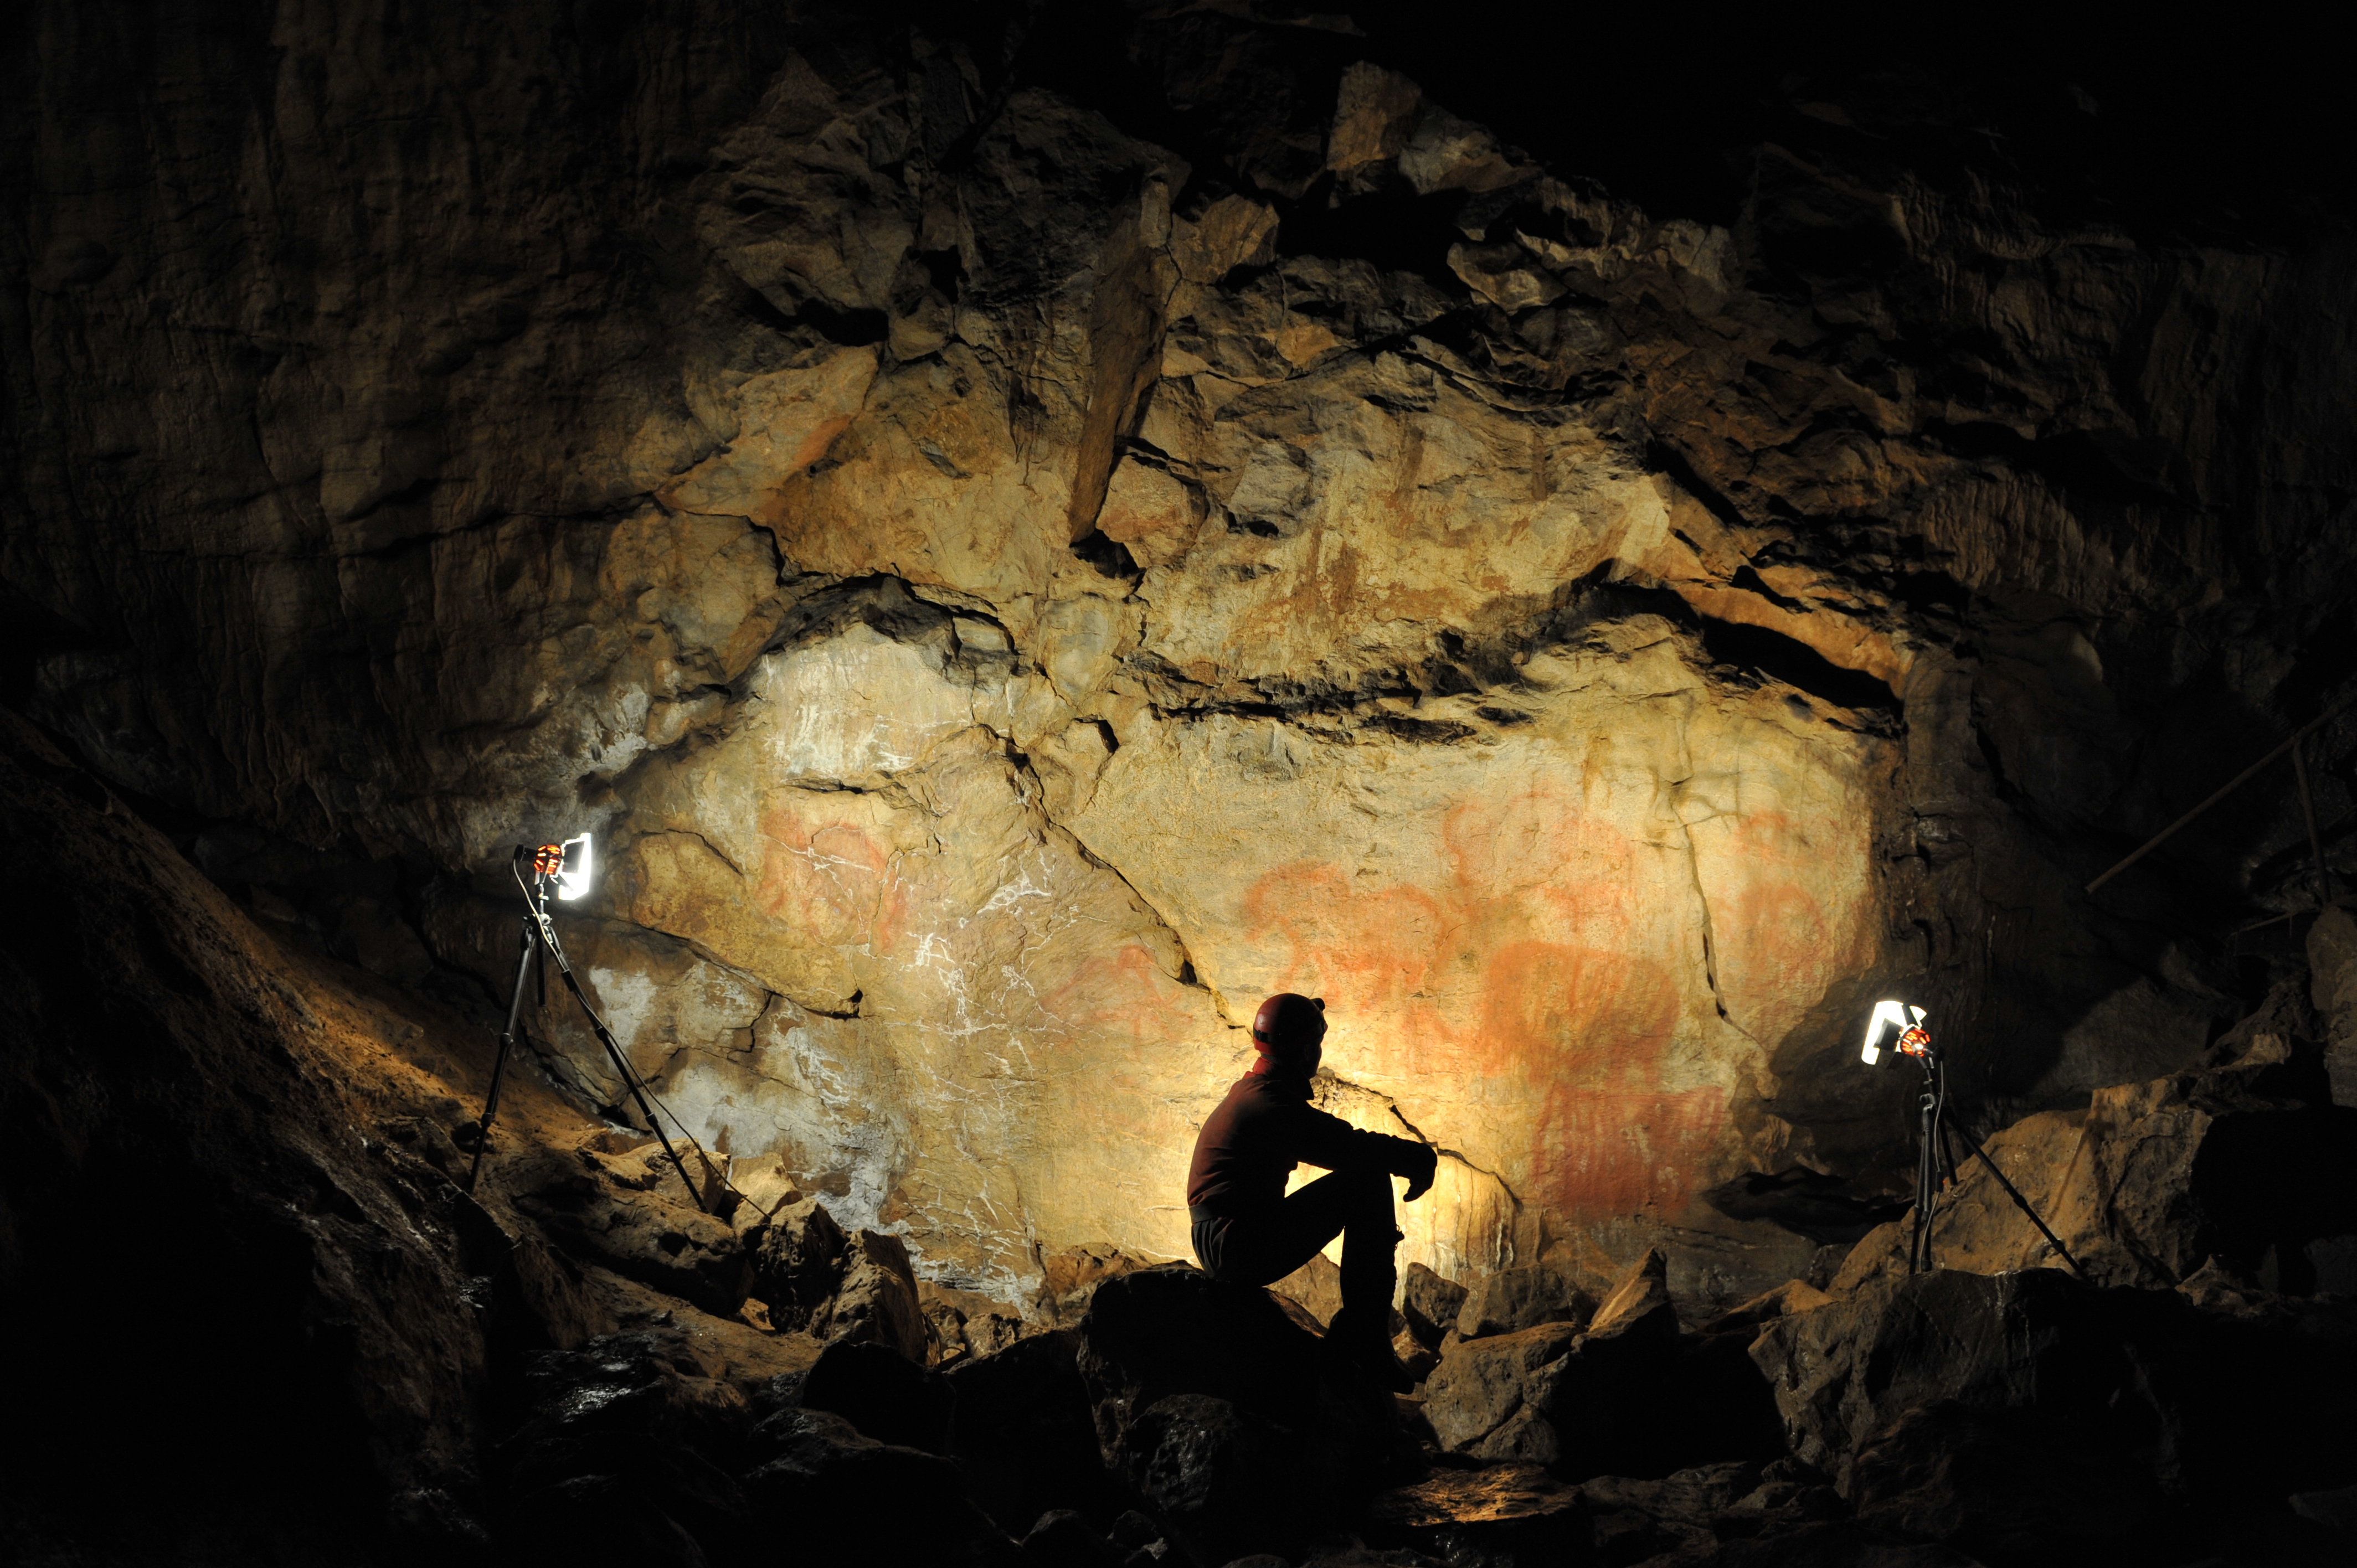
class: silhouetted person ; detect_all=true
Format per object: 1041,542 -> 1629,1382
1187,992 -> 1437,1390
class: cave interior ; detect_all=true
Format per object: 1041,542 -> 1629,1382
6,3 -> 2357,1565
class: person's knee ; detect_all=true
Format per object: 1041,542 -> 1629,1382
1343,1165 -> 1393,1212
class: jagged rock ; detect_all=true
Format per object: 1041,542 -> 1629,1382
948,1330 -> 1120,1534
1040,1245 -> 1158,1326
1588,1249 -> 1680,1344
2290,1484 -> 2357,1533
1272,1249 -> 1346,1326
505,1141 -> 750,1316
1749,1269 -> 2194,1490
1422,1250 -> 1701,1475
1108,1511 -> 1165,1551
747,1200 -> 930,1360
830,1227 -> 932,1363
1402,1263 -> 1470,1349
1394,1328 -> 1439,1385
1454,1260 -> 1596,1340
920,1279 -> 1028,1368
801,1339 -> 954,1453
1365,1463 -> 1588,1563
1701,1280 -> 1834,1336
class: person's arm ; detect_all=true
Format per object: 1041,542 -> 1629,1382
1285,1103 -> 1438,1196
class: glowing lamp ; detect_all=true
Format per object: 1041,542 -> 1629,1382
530,832 -> 595,900
1861,999 -> 1927,1065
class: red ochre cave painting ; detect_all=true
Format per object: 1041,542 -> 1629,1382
1699,809 -> 1846,1038
1042,943 -> 1199,1048
752,803 -> 907,952
1242,785 -> 1847,1224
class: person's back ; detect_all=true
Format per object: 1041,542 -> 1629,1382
1185,992 -> 1435,1390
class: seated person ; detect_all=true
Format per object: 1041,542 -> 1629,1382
1186,992 -> 1437,1390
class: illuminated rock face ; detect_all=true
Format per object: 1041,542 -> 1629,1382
13,4 -> 2357,1315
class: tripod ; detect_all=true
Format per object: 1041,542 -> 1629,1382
462,845 -> 708,1212
1906,1046 -> 2079,1276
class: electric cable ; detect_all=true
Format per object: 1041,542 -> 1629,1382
502,855 -> 773,1221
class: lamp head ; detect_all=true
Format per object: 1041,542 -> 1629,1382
553,832 -> 594,900
1862,999 -> 1930,1065
530,833 -> 596,900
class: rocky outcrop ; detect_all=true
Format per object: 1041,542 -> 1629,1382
749,1196 -> 932,1360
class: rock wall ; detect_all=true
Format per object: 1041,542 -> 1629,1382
10,2 -> 2357,1315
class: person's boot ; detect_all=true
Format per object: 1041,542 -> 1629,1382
1324,1306 -> 1415,1394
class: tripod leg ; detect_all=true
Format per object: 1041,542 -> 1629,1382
1949,1118 -> 2086,1278
465,916 -> 540,1194
537,926 -> 710,1214
1911,1084 -> 1938,1273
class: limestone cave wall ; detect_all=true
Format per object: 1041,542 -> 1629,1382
9,1 -> 2357,1328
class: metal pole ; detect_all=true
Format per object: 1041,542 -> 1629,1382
1946,1115 -> 2086,1278
464,910 -> 540,1194
2292,735 -> 2334,909
532,909 -> 710,1214
1911,1066 -> 1939,1273
2086,690 -> 2357,895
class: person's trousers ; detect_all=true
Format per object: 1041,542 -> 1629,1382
1190,1167 -> 1400,1325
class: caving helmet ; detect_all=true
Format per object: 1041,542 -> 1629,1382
1250,993 -> 1327,1062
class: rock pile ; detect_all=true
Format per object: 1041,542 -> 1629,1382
1419,1250 -> 1780,1479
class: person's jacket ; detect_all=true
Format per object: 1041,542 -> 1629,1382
1186,1069 -> 1430,1216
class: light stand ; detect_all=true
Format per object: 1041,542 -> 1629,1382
1863,1001 -> 2082,1278
463,837 -> 708,1213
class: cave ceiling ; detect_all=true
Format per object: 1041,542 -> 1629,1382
7,0 -> 2357,1310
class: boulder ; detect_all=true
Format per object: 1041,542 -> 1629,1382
1364,1462 -> 1588,1564
1038,1244 -> 1156,1325
801,1338 -> 954,1453
948,1330 -> 1120,1534
1422,1321 -> 1584,1464
1402,1262 -> 1470,1349
1074,1269 -> 1397,1530
1748,1268 -> 2188,1490
746,1201 -> 930,1361
749,1197 -> 851,1330
1117,1393 -> 1306,1565
1455,1260 -> 1596,1340
830,1227 -> 932,1363
1270,1250 -> 1345,1326
1424,1251 -> 1768,1478
505,1142 -> 750,1316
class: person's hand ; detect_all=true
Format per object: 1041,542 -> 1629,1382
1402,1143 -> 1438,1201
